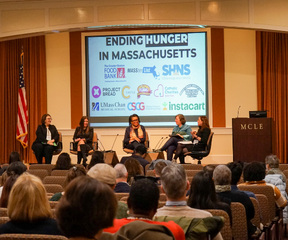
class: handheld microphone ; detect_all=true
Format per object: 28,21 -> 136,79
97,138 -> 105,152
110,134 -> 119,152
237,106 -> 241,118
153,137 -> 163,151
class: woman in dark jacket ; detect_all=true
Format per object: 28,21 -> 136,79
32,114 -> 59,164
73,116 -> 94,166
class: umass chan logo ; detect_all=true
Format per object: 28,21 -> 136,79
179,84 -> 204,98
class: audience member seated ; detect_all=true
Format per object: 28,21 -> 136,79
187,171 -> 232,221
203,164 -> 216,177
213,165 -> 257,237
73,116 -> 94,167
104,178 -> 185,240
50,164 -> 86,201
56,176 -> 117,240
0,173 -> 63,235
52,152 -> 72,171
123,114 -> 146,151
148,159 -> 172,170
114,163 -> 130,193
265,154 -> 286,182
121,145 -> 149,174
226,162 -> 256,198
0,175 -> 18,208
160,114 -> 192,161
87,151 -> 104,170
154,164 -> 222,240
87,163 -> 128,219
0,151 -> 21,176
154,161 -> 167,178
239,161 -> 287,208
32,113 -> 59,164
0,162 -> 27,198
124,158 -> 144,185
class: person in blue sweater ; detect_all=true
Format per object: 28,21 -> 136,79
160,114 -> 192,161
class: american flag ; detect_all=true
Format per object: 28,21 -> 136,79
16,52 -> 28,148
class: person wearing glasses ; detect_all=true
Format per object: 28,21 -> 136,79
123,114 -> 146,151
32,114 -> 59,164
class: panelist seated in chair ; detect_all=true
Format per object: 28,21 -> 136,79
73,116 -> 94,167
32,113 -> 59,164
173,116 -> 211,164
160,114 -> 192,161
123,114 -> 146,151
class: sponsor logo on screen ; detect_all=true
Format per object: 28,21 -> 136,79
154,84 -> 164,97
162,102 -> 168,110
142,66 -> 160,80
92,102 -> 99,111
179,84 -> 204,98
102,87 -> 121,96
122,86 -> 136,99
104,64 -> 125,79
127,102 -> 145,111
162,64 -> 190,76
92,86 -> 101,98
168,102 -> 205,111
137,84 -> 152,98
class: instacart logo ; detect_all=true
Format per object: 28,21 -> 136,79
168,102 -> 205,110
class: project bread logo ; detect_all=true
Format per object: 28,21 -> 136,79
137,84 -> 152,99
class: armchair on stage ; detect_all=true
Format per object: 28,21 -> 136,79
184,132 -> 214,165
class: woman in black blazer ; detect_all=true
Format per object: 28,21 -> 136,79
32,114 -> 59,164
73,116 -> 94,166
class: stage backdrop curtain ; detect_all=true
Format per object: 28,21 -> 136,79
256,31 -> 288,163
0,36 -> 47,164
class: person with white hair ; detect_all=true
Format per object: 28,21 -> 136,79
114,163 -> 130,193
213,165 -> 257,237
154,164 -> 223,240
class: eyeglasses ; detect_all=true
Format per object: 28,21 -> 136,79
131,119 -> 139,122
46,118 -> 52,121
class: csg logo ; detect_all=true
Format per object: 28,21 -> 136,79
127,102 -> 145,111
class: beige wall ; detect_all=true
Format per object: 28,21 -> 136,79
46,28 -> 257,164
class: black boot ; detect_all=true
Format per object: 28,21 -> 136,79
80,144 -> 87,167
77,152 -> 82,164
179,154 -> 185,164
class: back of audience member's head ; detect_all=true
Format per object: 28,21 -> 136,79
226,162 -> 243,185
55,153 -> 72,170
203,164 -> 216,178
1,172 -> 8,186
64,165 -> 86,188
0,175 -> 19,208
8,173 -> 52,221
161,164 -> 187,200
87,163 -> 116,188
213,165 -> 231,186
243,162 -> 266,182
124,158 -> 144,184
265,154 -> 280,168
87,151 -> 104,170
114,163 -> 127,179
8,151 -> 21,164
135,145 -> 147,156
128,178 -> 159,215
56,176 -> 117,239
187,171 -> 218,209
6,162 -> 27,177
154,161 -> 167,177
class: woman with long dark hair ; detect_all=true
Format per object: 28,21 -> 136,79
73,116 -> 94,166
187,171 -> 231,220
173,116 -> 211,163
